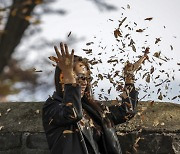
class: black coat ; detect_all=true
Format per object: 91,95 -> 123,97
42,84 -> 138,154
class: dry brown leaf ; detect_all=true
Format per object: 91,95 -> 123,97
157,88 -> 161,94
11,8 -> 18,16
98,74 -> 103,80
108,87 -> 112,94
63,130 -> 73,134
118,17 -> 127,28
155,38 -> 161,44
131,44 -> 136,52
158,92 -> 163,100
144,17 -> 153,21
172,96 -> 177,100
0,126 -> 4,131
67,31 -> 71,37
83,49 -> 92,54
104,96 -> 108,101
92,81 -> 98,87
150,66 -> 155,74
35,110 -> 40,114
145,74 -> 150,83
136,29 -> 144,32
32,20 -> 41,25
24,16 -> 32,21
142,72 -> 149,79
49,119 -> 53,125
86,42 -> 94,46
153,51 -> 161,58
170,45 -> 173,50
149,101 -> 154,107
107,59 -> 118,63
155,75 -> 160,79
7,108 -> 11,113
153,119 -> 159,126
114,29 -> 122,38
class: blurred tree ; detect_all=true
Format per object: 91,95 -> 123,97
0,0 -> 42,74
0,0 -> 117,101
0,0 -> 43,101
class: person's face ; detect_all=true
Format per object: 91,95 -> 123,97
74,62 -> 88,97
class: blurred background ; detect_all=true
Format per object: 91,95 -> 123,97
0,0 -> 179,103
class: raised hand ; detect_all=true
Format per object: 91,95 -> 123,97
54,42 -> 74,75
51,42 -> 76,84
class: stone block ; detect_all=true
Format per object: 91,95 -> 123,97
26,133 -> 49,150
0,133 -> 21,150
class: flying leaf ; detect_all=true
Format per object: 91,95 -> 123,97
118,17 -> 127,28
114,29 -> 122,38
63,130 -> 73,134
67,31 -> 71,37
172,96 -> 177,100
86,42 -> 94,46
150,66 -> 154,74
92,81 -> 98,87
157,88 -> 161,94
98,74 -> 103,80
82,49 -> 92,54
107,59 -> 118,63
0,126 -> 4,131
131,44 -> 136,52
155,38 -> 161,44
136,29 -> 144,32
142,72 -> 149,79
149,101 -> 154,107
170,45 -> 173,50
144,17 -> 153,21
108,87 -> 112,94
146,74 -> 150,83
153,52 -> 161,58
24,16 -> 32,21
158,92 -> 163,100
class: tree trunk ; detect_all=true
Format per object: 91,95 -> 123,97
0,0 -> 38,74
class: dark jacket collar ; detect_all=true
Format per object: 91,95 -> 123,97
52,91 -> 102,125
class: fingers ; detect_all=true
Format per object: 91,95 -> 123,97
54,42 -> 74,61
54,46 -> 62,59
71,49 -> 74,56
71,49 -> 74,63
60,42 -> 66,57
64,44 -> 70,56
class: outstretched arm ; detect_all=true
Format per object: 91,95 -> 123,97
132,54 -> 148,71
108,84 -> 139,125
107,53 -> 148,125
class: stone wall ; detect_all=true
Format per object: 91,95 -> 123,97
0,101 -> 180,154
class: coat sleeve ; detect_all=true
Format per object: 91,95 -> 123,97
42,84 -> 83,126
108,84 -> 139,125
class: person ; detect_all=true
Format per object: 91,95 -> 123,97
42,42 -> 148,154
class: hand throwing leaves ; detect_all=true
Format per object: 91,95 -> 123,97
54,42 -> 74,75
